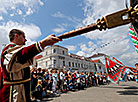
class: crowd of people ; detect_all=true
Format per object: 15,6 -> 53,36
1,28 -> 137,102
30,67 -> 110,101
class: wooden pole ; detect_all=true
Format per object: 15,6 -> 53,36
57,23 -> 98,40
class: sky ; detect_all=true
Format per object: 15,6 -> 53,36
0,0 -> 137,67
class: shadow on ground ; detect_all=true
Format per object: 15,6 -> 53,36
117,86 -> 138,95
99,86 -> 126,89
41,98 -> 53,102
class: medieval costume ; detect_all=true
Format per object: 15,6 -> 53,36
134,69 -> 138,83
0,42 -> 43,102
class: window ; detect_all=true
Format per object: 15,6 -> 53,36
81,64 -> 83,68
86,65 -> 88,68
45,61 -> 47,67
69,62 -> 71,67
78,63 -> 80,68
63,61 -> 65,66
53,49 -> 56,53
53,60 -> 56,64
46,52 -> 48,55
72,62 -> 74,67
62,50 -> 65,55
75,63 -> 77,67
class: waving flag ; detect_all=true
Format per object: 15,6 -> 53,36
120,68 -> 131,82
105,56 -> 125,84
112,56 -> 127,74
129,25 -> 138,53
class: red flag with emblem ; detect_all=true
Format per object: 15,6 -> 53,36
105,56 -> 125,84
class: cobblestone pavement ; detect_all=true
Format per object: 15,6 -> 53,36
41,81 -> 138,102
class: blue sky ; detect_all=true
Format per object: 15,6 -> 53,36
0,0 -> 137,67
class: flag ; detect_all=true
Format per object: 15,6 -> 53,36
70,68 -> 72,72
105,56 -> 125,84
113,57 -> 127,74
120,68 -> 131,82
129,26 -> 138,53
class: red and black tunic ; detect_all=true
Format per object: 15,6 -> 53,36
0,42 -> 42,102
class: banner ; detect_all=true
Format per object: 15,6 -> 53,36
105,56 -> 125,84
129,25 -> 138,53
120,68 -> 131,82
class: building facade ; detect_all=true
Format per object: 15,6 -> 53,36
34,45 -> 105,72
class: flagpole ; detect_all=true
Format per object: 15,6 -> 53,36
57,23 -> 98,40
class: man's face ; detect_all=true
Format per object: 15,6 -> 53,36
136,65 -> 138,70
16,33 -> 27,45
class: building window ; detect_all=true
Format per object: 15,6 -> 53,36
81,64 -> 83,68
69,62 -> 71,67
75,63 -> 77,67
53,49 -> 56,53
58,56 -> 65,59
46,61 -> 47,67
86,65 -> 88,68
72,62 -> 74,67
63,61 -> 65,66
78,63 -> 80,68
62,50 -> 65,55
53,60 -> 56,64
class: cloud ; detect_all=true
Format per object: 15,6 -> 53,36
17,9 -> 23,15
52,11 -> 83,32
0,16 -> 3,21
0,0 -> 45,52
66,45 -> 76,51
10,14 -> 14,17
53,11 -> 82,25
76,0 -> 138,66
52,27 -> 66,34
52,11 -> 65,18
25,8 -> 33,16
0,0 -> 45,17
76,51 -> 86,56
120,51 -> 138,66
0,21 -> 42,52
82,0 -> 125,24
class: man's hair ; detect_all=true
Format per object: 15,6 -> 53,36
9,29 -> 24,42
135,63 -> 138,66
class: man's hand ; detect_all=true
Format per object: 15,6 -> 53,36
40,34 -> 62,49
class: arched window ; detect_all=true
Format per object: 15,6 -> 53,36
53,49 -> 56,53
62,50 -> 65,55
63,61 -> 65,66
69,62 -> 71,67
53,60 -> 56,64
72,62 -> 74,67
81,64 -> 83,68
75,63 -> 77,67
45,61 -> 47,67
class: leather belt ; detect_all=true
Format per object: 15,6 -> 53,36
3,78 -> 31,85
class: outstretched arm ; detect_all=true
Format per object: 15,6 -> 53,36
17,34 -> 61,63
40,34 -> 62,49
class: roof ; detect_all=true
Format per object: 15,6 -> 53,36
69,53 -> 87,60
91,59 -> 100,63
46,45 -> 68,50
87,53 -> 106,58
54,45 -> 68,50
34,55 -> 43,59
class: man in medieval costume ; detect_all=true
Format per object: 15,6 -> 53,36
134,63 -> 138,83
0,29 -> 61,102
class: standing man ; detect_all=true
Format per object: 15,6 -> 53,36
0,29 -> 61,102
134,63 -> 138,83
59,69 -> 64,92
